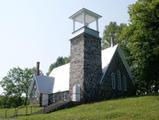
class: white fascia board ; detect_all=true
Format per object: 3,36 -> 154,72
69,8 -> 102,24
69,8 -> 102,20
70,27 -> 99,39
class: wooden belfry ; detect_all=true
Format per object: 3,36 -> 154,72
69,8 -> 102,32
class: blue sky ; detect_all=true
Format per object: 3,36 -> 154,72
0,0 -> 136,93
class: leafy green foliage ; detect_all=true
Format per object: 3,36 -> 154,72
102,0 -> 159,94
47,57 -> 69,75
0,95 -> 24,108
122,0 -> 159,94
0,67 -> 34,107
102,22 -> 127,49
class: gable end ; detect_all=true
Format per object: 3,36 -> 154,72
100,46 -> 134,85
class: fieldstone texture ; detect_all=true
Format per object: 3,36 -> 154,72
69,29 -> 102,102
99,50 -> 136,100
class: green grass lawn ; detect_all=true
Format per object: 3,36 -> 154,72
1,96 -> 159,120
0,105 -> 41,118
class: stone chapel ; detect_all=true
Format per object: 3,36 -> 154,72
29,8 -> 135,107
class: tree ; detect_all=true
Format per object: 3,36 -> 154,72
0,95 -> 24,108
102,22 -> 127,49
47,56 -> 69,75
22,68 -> 34,105
0,67 -> 33,107
123,0 -> 159,94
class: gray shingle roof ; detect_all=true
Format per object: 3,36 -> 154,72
34,75 -> 54,94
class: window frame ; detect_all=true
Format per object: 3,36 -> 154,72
123,75 -> 127,91
117,70 -> 122,91
111,72 -> 116,89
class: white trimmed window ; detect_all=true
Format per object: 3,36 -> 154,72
123,75 -> 127,91
117,70 -> 122,90
111,73 -> 116,89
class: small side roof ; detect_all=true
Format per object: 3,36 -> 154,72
34,75 -> 54,94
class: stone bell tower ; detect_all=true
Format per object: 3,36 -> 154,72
69,8 -> 102,102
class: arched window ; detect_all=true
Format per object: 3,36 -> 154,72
117,70 -> 122,90
111,73 -> 116,89
123,75 -> 127,91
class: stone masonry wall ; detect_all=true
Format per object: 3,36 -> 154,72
100,50 -> 136,100
83,33 -> 102,101
69,31 -> 102,102
69,33 -> 85,101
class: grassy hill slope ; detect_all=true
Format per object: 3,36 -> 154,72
3,96 -> 159,120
